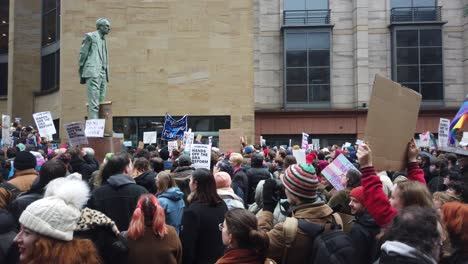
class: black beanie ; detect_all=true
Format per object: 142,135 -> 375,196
14,151 -> 37,171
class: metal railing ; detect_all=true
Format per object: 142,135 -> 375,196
390,6 -> 442,23
283,9 -> 331,25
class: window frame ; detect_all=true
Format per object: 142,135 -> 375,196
41,0 -> 60,47
391,25 -> 444,105
283,28 -> 332,109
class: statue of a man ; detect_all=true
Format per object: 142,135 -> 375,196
78,18 -> 111,120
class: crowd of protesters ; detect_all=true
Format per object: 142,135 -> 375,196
0,123 -> 467,263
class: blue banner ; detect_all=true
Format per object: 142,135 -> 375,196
162,113 -> 188,140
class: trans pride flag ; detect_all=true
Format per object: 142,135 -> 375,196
449,100 -> 468,144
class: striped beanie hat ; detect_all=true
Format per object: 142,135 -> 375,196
282,163 -> 319,200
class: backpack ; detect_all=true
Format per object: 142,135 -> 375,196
282,213 -> 356,264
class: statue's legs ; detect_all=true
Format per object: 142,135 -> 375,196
86,69 -> 107,119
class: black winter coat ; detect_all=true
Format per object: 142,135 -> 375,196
349,212 -> 381,264
232,168 -> 249,207
0,209 -> 18,264
87,174 -> 148,231
69,155 -> 99,182
246,167 -> 271,205
134,170 -> 157,193
9,181 -> 44,223
180,201 -> 227,264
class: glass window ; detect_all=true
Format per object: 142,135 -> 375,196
285,30 -> 331,104
41,50 -> 60,91
42,0 -> 60,47
0,63 -> 7,96
284,0 -> 328,10
391,0 -> 436,8
0,0 -> 9,54
394,28 -> 443,101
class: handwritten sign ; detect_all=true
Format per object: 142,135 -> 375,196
301,133 -> 309,150
143,131 -> 157,144
183,131 -> 194,151
64,122 -> 88,146
33,111 -> 56,136
190,144 -> 211,169
85,119 -> 105,138
438,118 -> 450,148
321,154 -> 357,191
168,141 -> 178,153
2,115 -> 11,146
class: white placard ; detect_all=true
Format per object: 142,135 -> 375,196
33,111 -> 56,136
292,149 -> 306,164
183,131 -> 194,150
190,144 -> 211,169
208,136 -> 213,146
113,132 -> 124,139
123,141 -> 132,147
143,131 -> 157,144
64,122 -> 88,146
311,138 -> 320,150
438,118 -> 450,148
2,115 -> 11,146
343,142 -> 351,148
460,132 -> 468,147
85,119 -> 105,138
168,141 -> 178,153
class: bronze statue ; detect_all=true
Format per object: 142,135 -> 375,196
78,18 -> 111,119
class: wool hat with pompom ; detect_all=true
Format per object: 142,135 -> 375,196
282,163 -> 318,200
19,177 -> 90,241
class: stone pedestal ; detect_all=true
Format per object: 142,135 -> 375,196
82,137 -> 122,164
98,101 -> 113,137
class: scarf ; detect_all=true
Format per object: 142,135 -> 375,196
216,248 -> 264,264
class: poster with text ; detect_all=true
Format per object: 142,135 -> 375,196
168,141 -> 179,153
438,118 -> 450,148
190,144 -> 211,169
143,131 -> 157,144
33,111 -> 56,136
64,122 -> 88,146
321,154 -> 357,191
2,115 -> 11,146
301,133 -> 309,150
85,119 -> 105,138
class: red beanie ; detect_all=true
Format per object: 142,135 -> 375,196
350,186 -> 364,204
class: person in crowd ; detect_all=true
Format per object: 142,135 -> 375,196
150,157 -> 165,174
1,147 -> 16,180
68,147 -> 99,182
214,171 -> 244,210
14,177 -> 101,263
258,163 -> 340,263
282,155 -> 297,172
216,208 -> 272,264
357,141 -> 432,227
426,158 -> 449,193
246,154 -> 272,205
446,181 -> 466,203
172,155 -> 195,204
0,209 -> 18,263
440,202 -> 468,264
348,186 -> 380,264
214,160 -> 234,178
271,157 -> 283,180
446,154 -> 459,171
156,171 -> 185,234
418,153 -> 432,183
133,149 -> 151,161
180,168 -> 228,264
159,148 -> 172,170
132,157 -> 156,193
378,206 -> 441,264
328,169 -> 361,214
124,194 -> 182,264
87,152 -> 148,231
432,191 -> 458,211
443,170 -> 463,188
10,159 -> 67,222
230,153 -> 249,206
0,151 -> 38,209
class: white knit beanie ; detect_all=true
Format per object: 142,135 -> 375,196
19,178 -> 90,241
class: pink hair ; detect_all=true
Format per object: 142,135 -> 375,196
127,194 -> 168,240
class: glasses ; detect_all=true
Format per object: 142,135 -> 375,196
218,223 -> 224,231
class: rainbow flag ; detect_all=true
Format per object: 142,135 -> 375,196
449,100 -> 468,144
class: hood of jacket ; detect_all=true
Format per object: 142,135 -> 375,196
355,211 -> 380,228
0,209 -> 15,233
107,174 -> 136,188
291,199 -> 333,220
158,187 -> 184,201
381,241 -> 437,264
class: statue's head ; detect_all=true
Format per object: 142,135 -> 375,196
96,18 -> 111,35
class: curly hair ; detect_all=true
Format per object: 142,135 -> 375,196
441,202 -> 468,253
383,206 -> 440,258
28,236 -> 101,264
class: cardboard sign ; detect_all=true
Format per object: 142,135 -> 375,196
64,122 -> 88,146
292,149 -> 306,164
168,141 -> 178,153
85,119 -> 105,138
33,111 -> 56,136
2,115 -> 11,146
219,129 -> 243,153
321,154 -> 357,191
190,144 -> 211,169
301,133 -> 309,150
364,74 -> 422,171
438,118 -> 450,148
143,131 -> 157,144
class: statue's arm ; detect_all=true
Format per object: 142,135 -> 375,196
78,34 -> 92,68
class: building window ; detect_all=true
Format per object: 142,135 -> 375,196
41,50 -> 60,91
284,30 -> 330,106
284,0 -> 328,10
0,63 -> 7,96
391,0 -> 436,8
42,0 -> 60,47
283,0 -> 330,25
392,27 -> 443,101
0,0 -> 8,54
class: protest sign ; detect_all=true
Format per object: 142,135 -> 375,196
460,132 -> 468,147
219,129 -> 243,153
301,133 -> 309,150
364,74 -> 422,171
2,115 -> 11,146
33,111 -> 56,136
311,138 -> 320,150
64,122 -> 88,146
355,139 -> 364,146
208,136 -> 213,146
113,133 -> 124,139
321,154 -> 357,191
168,141 -> 178,153
143,131 -> 157,144
183,131 -> 194,151
85,119 -> 105,138
292,149 -> 306,164
343,142 -> 351,148
14,117 -> 21,124
162,113 -> 187,140
123,141 -> 132,147
190,144 -> 211,169
418,132 -> 431,148
438,118 -> 450,148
